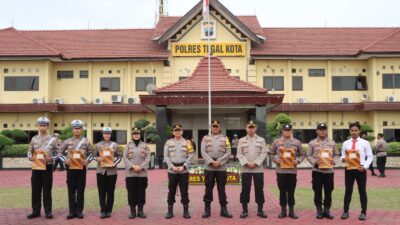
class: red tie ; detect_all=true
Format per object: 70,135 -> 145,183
351,139 -> 357,150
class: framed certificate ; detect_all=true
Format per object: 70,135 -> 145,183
279,147 -> 295,169
32,149 -> 47,170
68,149 -> 84,170
345,149 -> 360,170
99,147 -> 115,168
318,148 -> 333,169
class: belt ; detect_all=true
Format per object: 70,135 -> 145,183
212,158 -> 218,161
172,163 -> 184,167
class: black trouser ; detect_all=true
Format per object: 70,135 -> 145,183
203,170 -> 227,204
312,171 -> 334,209
66,167 -> 87,214
343,169 -> 367,214
53,158 -> 64,171
167,172 -> 189,205
377,156 -> 387,175
97,172 -> 117,213
126,177 -> 148,206
231,147 -> 237,158
277,173 -> 297,206
240,173 -> 265,204
368,163 -> 375,174
31,164 -> 53,214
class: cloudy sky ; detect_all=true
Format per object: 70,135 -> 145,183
0,0 -> 399,30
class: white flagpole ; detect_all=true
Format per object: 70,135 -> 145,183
207,1 -> 211,135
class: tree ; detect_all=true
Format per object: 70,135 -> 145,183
360,124 -> 375,142
266,113 -> 292,142
134,119 -> 161,143
59,126 -> 87,141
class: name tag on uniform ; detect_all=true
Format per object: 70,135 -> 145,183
321,152 -> 329,158
103,151 -> 111,157
73,153 -> 81,159
36,154 -> 44,159
349,153 -> 357,159
283,152 -> 291,158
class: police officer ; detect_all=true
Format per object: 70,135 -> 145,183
58,120 -> 93,219
52,133 -> 64,171
237,120 -> 268,218
376,133 -> 387,177
201,120 -> 233,218
123,127 -> 151,219
164,124 -> 194,219
306,123 -> 339,219
94,127 -> 122,218
27,117 -> 58,219
268,123 -> 304,219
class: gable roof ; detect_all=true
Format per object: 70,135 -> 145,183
156,56 -> 267,94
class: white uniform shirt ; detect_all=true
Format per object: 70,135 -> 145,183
341,137 -> 373,169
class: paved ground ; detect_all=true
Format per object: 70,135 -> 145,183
0,168 -> 399,225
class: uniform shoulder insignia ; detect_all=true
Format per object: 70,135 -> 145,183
225,137 -> 231,147
187,140 -> 194,153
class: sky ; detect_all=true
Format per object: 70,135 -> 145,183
0,0 -> 399,30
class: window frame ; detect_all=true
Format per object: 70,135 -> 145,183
4,76 -> 39,91
100,77 -> 120,92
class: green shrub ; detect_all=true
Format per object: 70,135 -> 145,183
1,144 -> 29,157
10,129 -> 29,144
387,142 -> 400,155
0,134 -> 15,150
0,129 -> 12,138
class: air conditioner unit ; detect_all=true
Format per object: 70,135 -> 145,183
297,98 -> 307,104
341,97 -> 352,103
111,95 -> 123,103
94,97 -> 104,104
32,98 -> 44,104
361,94 -> 368,101
79,96 -> 87,104
388,95 -> 396,102
127,97 -> 136,104
54,98 -> 64,104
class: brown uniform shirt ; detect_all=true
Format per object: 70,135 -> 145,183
94,140 -> 121,176
237,135 -> 268,173
28,134 -> 58,165
123,141 -> 151,177
306,137 -> 339,174
201,134 -> 231,171
58,136 -> 93,166
376,139 -> 388,157
269,137 -> 305,174
164,138 -> 194,174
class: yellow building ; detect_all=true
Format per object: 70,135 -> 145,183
0,0 -> 399,163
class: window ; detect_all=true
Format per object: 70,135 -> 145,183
332,76 -> 367,91
100,77 -> 120,92
136,77 -> 156,91
308,69 -> 325,77
292,76 -> 303,91
333,129 -> 350,143
383,129 -> 400,142
57,70 -> 74,79
80,70 -> 89,78
179,76 -> 189,81
4,76 -> 39,91
93,130 -> 127,144
263,76 -> 284,91
293,129 -> 317,143
382,74 -> 400,89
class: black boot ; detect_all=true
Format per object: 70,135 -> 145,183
257,204 -> 267,218
288,205 -> 298,219
220,204 -> 233,218
183,204 -> 191,219
45,212 -> 53,219
129,205 -> 136,219
137,205 -> 146,218
100,211 -> 107,219
27,212 -> 40,219
316,206 -> 323,219
324,207 -> 334,219
278,205 -> 287,218
165,204 -> 174,219
202,202 -> 211,218
66,211 -> 75,219
240,204 -> 248,218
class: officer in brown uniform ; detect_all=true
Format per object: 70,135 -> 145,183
268,123 -> 304,219
52,133 -> 64,171
375,133 -> 387,177
27,117 -> 58,219
306,123 -> 339,219
164,124 -> 194,219
123,127 -> 151,219
94,127 -> 122,218
200,120 -> 233,218
237,120 -> 268,218
58,120 -> 93,219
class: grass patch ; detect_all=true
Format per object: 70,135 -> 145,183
268,186 -> 400,210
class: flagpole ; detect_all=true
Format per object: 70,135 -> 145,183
207,0 -> 211,135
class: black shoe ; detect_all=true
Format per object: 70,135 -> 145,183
316,206 -> 323,219
100,212 -> 107,219
278,206 -> 287,218
341,212 -> 349,219
129,205 -> 137,219
372,173 -> 377,176
66,213 -> 75,220
359,213 -> 367,221
257,204 -> 267,218
27,212 -> 40,219
137,205 -> 146,218
288,205 -> 298,219
220,204 -> 233,218
202,202 -> 211,218
106,212 -> 111,218
240,204 -> 248,218
75,212 -> 84,219
45,212 -> 53,219
165,204 -> 174,219
324,208 -> 334,219
379,174 -> 386,177
183,204 -> 191,219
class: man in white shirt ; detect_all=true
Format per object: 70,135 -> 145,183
340,122 -> 373,221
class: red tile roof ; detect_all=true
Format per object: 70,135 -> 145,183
155,56 -> 267,94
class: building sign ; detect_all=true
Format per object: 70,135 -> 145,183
201,20 -> 216,39
172,42 -> 245,57
188,165 -> 241,185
